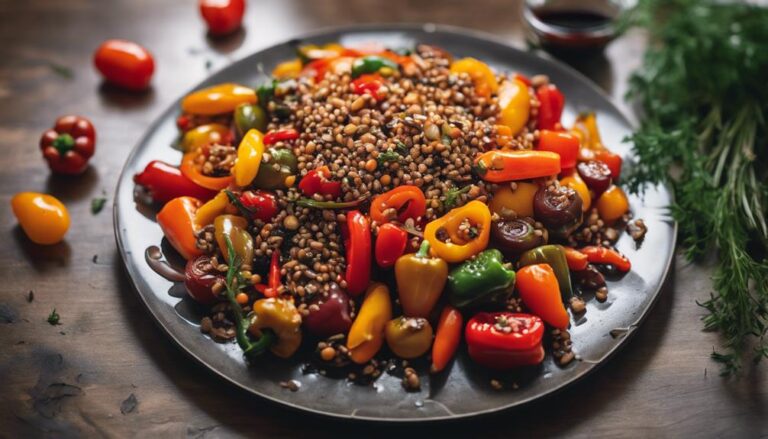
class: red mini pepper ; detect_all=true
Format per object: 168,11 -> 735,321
134,160 -> 217,204
351,73 -> 385,100
595,150 -> 623,180
536,130 -> 579,169
374,223 -> 407,268
562,246 -> 589,271
369,186 -> 427,224
263,129 -> 299,146
257,250 -> 282,298
431,305 -> 463,373
536,84 -> 565,131
298,166 -> 342,199
40,115 -> 96,175
580,246 -> 631,272
343,210 -> 371,296
238,190 -> 279,222
465,312 -> 545,370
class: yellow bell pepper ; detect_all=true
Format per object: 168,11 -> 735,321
347,282 -> 392,364
214,215 -> 253,265
249,298 -> 303,358
181,83 -> 257,116
489,182 -> 539,218
181,123 -> 229,153
272,58 -> 303,79
497,78 -> 531,135
194,190 -> 230,228
450,57 -> 498,99
394,240 -> 448,318
424,200 -> 491,263
233,129 -> 265,187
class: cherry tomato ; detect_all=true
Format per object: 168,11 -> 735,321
11,192 -> 70,245
93,39 -> 154,90
199,0 -> 245,36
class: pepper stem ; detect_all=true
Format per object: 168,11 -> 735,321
416,239 -> 431,258
53,133 -> 75,155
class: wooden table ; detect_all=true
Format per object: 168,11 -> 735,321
1,1 -> 766,437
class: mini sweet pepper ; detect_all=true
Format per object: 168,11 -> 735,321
447,248 -> 516,310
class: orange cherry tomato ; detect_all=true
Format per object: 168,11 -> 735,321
11,192 -> 70,245
596,185 -> 629,224
199,0 -> 245,36
93,39 -> 154,91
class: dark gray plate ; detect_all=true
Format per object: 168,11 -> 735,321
114,24 -> 675,422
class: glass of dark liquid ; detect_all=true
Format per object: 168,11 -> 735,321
524,0 -> 634,53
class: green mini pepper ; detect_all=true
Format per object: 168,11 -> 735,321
447,249 -> 516,309
253,147 -> 298,189
351,56 -> 399,78
518,245 -> 573,301
234,103 -> 267,138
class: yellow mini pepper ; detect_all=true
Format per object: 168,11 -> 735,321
347,282 -> 392,364
233,129 -> 265,187
181,123 -> 230,153
497,78 -> 531,135
272,58 -> 303,79
194,190 -> 230,228
249,298 -> 303,358
424,200 -> 491,263
394,240 -> 448,318
214,215 -> 253,265
450,58 -> 498,98
181,83 -> 257,116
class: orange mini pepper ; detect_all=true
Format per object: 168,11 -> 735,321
430,305 -> 463,373
181,123 -> 230,153
475,150 -> 561,183
11,192 -> 70,245
450,57 -> 498,98
369,185 -> 426,224
424,200 -> 491,263
562,246 -> 589,271
156,196 -> 202,260
580,246 -> 631,272
181,83 -> 257,116
180,149 -> 234,190
497,78 -> 531,135
516,264 -> 569,329
560,171 -> 591,212
194,190 -> 230,229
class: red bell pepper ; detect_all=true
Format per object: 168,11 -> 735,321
374,223 -> 407,268
343,210 -> 371,296
465,312 -> 545,370
298,166 -> 342,199
369,186 -> 426,224
431,305 -> 463,373
595,150 -> 623,180
134,160 -> 217,204
536,84 -> 565,131
537,130 -> 579,169
580,246 -> 631,272
475,150 -> 561,183
39,115 -> 96,175
263,129 -> 299,146
238,190 -> 278,222
351,74 -> 385,100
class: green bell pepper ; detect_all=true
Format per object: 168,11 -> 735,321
447,249 -> 516,309
518,245 -> 573,301
234,103 -> 267,138
253,147 -> 298,189
351,56 -> 399,78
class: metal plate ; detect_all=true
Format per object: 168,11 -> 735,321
114,24 -> 675,422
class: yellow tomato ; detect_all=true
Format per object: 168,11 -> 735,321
596,185 -> 629,224
498,78 -> 531,135
181,83 -> 257,116
560,172 -> 591,212
11,192 -> 70,245
181,123 -> 229,153
450,57 -> 498,98
489,182 -> 539,218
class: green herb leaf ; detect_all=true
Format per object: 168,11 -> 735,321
47,308 -> 60,325
48,62 -> 74,79
91,197 -> 107,215
443,185 -> 472,209
377,148 -> 401,165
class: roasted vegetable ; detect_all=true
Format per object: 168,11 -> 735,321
395,240 -> 448,317
424,200 -> 491,263
385,317 -> 433,359
533,184 -> 583,238
40,115 -> 96,175
516,264 -> 569,329
347,282 -> 392,364
491,217 -> 546,257
465,312 -> 545,369
447,249 -> 515,309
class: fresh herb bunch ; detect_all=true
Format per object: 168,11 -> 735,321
624,0 -> 768,375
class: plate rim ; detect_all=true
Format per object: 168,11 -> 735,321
113,22 -> 677,423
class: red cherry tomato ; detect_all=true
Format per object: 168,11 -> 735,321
199,0 -> 246,36
93,39 -> 154,91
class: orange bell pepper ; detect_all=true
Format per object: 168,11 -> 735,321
450,57 -> 498,98
424,200 -> 491,263
180,149 -> 234,190
347,282 -> 392,364
181,83 -> 257,116
156,196 -> 202,260
475,150 -> 561,183
516,264 -> 569,329
497,78 -> 530,135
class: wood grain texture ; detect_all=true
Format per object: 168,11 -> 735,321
0,0 -> 766,437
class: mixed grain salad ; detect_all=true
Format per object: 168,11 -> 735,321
133,42 -> 644,391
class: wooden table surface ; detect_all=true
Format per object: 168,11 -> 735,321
1,1 -> 766,437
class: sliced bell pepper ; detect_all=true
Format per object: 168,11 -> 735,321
263,129 -> 299,146
424,200 -> 491,263
181,123 -> 231,153
214,215 -> 253,266
447,248 -> 516,309
580,246 -> 631,272
450,57 -> 498,99
465,312 -> 545,370
181,83 -> 257,116
233,129 -> 265,187
518,245 -> 574,301
430,306 -> 463,373
134,160 -> 216,204
395,240 -> 448,317
516,264 -> 569,329
298,166 -> 342,199
475,150 -> 561,183
156,196 -> 203,261
497,78 -> 531,135
537,130 -> 579,169
563,246 -> 589,271
347,282 -> 392,364
369,185 -> 426,224
375,223 -> 408,268
536,84 -> 565,131
180,149 -> 234,190
343,210 -> 371,296
248,297 -> 302,358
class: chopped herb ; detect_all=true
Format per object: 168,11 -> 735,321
395,141 -> 410,155
48,62 -> 74,79
91,197 -> 107,215
225,190 -> 256,218
444,185 -> 472,209
47,308 -> 60,325
473,159 -> 487,177
377,148 -> 401,165
204,59 -> 213,70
